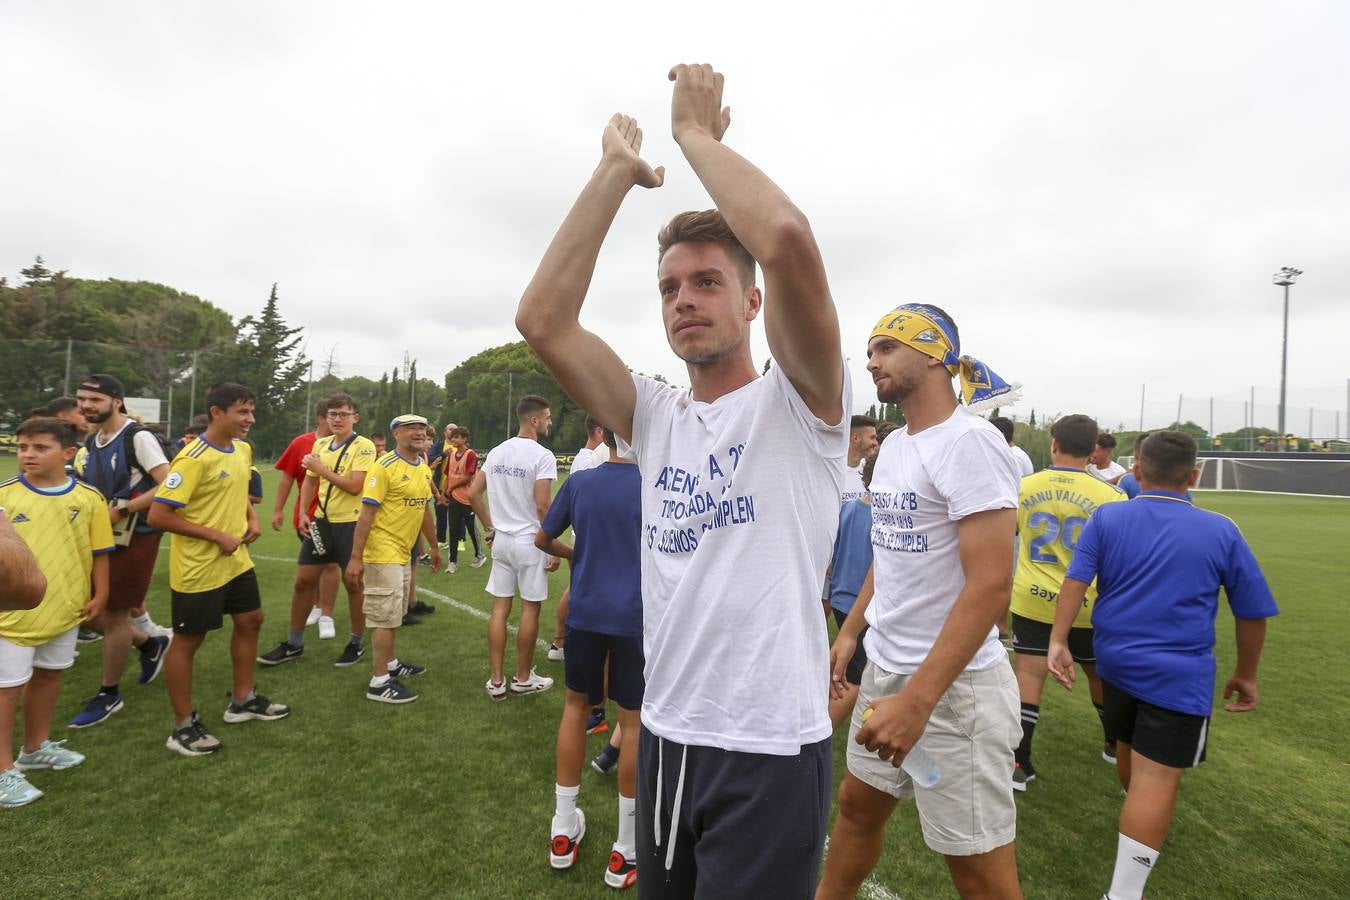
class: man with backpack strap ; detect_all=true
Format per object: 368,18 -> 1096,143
68,373 -> 174,728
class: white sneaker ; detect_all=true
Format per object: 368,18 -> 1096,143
151,624 -> 176,638
485,678 -> 507,701
446,561 -> 458,574
305,606 -> 322,626
510,669 -> 554,695
547,643 -> 565,662
470,554 -> 486,569
550,808 -> 586,870
318,616 -> 336,640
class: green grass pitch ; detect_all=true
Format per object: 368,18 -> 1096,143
2,457 -> 1346,898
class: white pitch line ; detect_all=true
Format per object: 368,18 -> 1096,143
822,836 -> 904,900
250,553 -> 547,649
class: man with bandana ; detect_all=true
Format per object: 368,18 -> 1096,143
819,304 -> 1025,899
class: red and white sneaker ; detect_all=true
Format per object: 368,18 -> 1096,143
605,849 -> 637,889
549,809 -> 586,870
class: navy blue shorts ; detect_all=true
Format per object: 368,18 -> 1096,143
636,726 -> 831,899
562,626 -> 644,711
171,570 -> 262,635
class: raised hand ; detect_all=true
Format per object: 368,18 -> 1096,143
602,113 -> 664,189
668,63 -> 731,143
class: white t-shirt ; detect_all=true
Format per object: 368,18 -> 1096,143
623,364 -> 851,755
864,408 -> 1019,675
483,437 -> 557,541
1009,444 -> 1034,479
841,459 -> 868,503
93,420 -> 170,474
1089,460 -> 1127,482
570,447 -> 595,474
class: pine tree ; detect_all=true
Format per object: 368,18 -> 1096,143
227,284 -> 309,455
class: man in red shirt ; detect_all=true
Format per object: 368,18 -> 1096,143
271,399 -> 340,639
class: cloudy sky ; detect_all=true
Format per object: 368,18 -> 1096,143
4,1 -> 1347,436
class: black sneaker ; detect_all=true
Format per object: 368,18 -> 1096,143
367,679 -> 418,704
223,693 -> 291,723
334,641 -> 365,667
258,641 -> 304,666
137,634 -> 171,685
1102,740 -> 1118,765
591,745 -> 619,775
388,660 -> 426,678
401,613 -> 423,627
76,627 -> 103,644
165,713 -> 222,756
409,600 -> 436,616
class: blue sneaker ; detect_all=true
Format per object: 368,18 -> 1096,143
15,739 -> 86,771
138,634 -> 171,685
69,692 -> 124,729
0,768 -> 43,807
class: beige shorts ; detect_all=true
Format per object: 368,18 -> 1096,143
846,657 -> 1021,856
362,563 -> 412,629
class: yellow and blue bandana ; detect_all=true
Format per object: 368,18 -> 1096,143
869,303 -> 1022,413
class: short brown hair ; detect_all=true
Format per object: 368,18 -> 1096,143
1096,432 -> 1118,450
1052,415 -> 1099,458
517,395 -> 550,419
325,392 -> 357,413
657,210 -> 756,289
449,426 -> 470,441
1138,431 -> 1197,487
17,416 -> 77,449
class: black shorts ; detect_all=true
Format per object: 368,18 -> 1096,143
1010,613 -> 1096,664
297,520 -> 355,568
636,726 -> 830,899
171,570 -> 262,635
562,626 -> 645,710
831,608 -> 869,687
1101,678 -> 1209,768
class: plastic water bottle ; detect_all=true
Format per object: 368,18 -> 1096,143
900,743 -> 941,789
862,706 -> 941,788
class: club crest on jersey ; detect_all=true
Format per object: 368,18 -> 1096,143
69,507 -> 82,522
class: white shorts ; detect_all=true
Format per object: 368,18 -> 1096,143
0,627 -> 79,688
846,657 -> 1021,856
485,538 -> 549,603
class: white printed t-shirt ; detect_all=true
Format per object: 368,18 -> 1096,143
483,437 -> 557,542
864,407 -> 1020,675
624,363 -> 851,755
841,460 -> 868,503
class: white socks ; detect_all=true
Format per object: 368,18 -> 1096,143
615,795 -> 636,859
132,612 -> 154,630
370,674 -> 389,688
1107,833 -> 1159,900
552,783 -> 579,836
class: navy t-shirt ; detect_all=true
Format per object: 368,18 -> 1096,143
1066,490 -> 1278,716
541,462 -> 642,637
828,498 -> 873,614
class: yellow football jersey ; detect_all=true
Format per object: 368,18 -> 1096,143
154,437 -> 254,593
361,451 -> 434,564
1011,466 -> 1125,627
306,434 -> 377,524
0,476 -> 114,646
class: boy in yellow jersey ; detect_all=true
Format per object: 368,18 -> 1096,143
148,383 -> 289,758
0,418 -> 112,807
346,415 -> 439,704
1008,414 -> 1124,790
259,393 -> 377,669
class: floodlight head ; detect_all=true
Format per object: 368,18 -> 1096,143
1272,266 -> 1302,286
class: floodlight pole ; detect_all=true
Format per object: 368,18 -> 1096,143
1273,267 -> 1303,437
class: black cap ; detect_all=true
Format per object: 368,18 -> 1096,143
78,373 -> 125,400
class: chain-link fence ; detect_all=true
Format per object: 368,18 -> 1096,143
0,338 -> 603,459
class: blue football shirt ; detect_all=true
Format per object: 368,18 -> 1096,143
1117,471 -> 1141,499
542,462 -> 643,637
829,498 -> 874,614
1066,490 -> 1278,716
